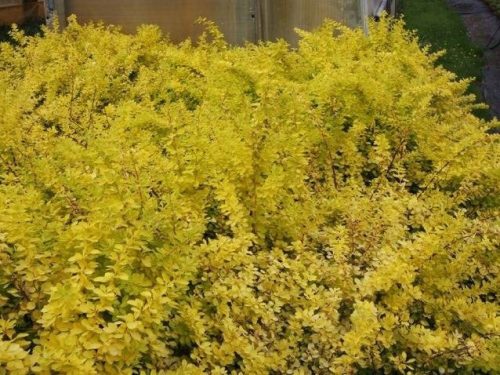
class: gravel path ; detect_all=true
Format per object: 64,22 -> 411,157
448,0 -> 500,118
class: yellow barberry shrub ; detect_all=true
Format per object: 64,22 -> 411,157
0,17 -> 498,374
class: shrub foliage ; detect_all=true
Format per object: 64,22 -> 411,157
484,0 -> 500,16
0,18 -> 499,374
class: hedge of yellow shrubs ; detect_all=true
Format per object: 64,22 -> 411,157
0,17 -> 499,374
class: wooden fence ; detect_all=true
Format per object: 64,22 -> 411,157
0,0 -> 44,25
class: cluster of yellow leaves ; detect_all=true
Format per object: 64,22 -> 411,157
0,17 -> 498,374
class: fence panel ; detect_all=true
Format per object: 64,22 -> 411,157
259,0 -> 363,44
0,0 -> 44,25
57,0 -> 367,44
64,0 -> 257,45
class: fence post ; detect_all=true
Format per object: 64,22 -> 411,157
256,0 -> 268,42
45,0 -> 66,28
360,0 -> 369,34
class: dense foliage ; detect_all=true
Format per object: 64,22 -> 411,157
0,18 -> 499,374
485,0 -> 500,15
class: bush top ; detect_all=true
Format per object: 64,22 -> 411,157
0,18 -> 498,374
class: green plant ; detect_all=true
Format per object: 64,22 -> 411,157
0,18 -> 498,374
484,0 -> 500,16
0,19 -> 43,43
399,0 -> 490,120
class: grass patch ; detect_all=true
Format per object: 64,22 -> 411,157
400,0 -> 490,119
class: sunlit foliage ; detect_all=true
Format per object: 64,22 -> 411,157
0,17 -> 498,374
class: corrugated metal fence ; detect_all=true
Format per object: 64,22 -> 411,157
260,0 -> 362,45
49,0 -> 367,45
